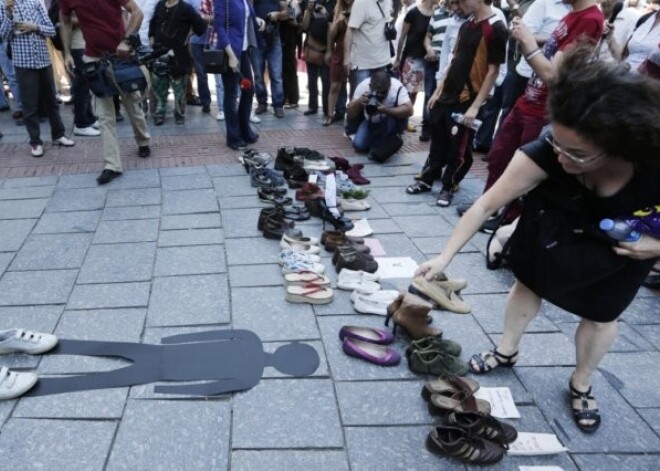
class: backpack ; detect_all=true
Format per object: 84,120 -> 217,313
48,0 -> 64,51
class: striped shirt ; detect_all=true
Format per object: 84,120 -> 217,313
427,6 -> 451,54
0,0 -> 55,69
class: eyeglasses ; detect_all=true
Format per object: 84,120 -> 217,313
544,135 -> 604,165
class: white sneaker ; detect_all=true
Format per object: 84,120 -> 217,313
216,111 -> 225,121
0,367 -> 38,400
30,144 -> 44,157
281,259 -> 326,275
350,289 -> 399,305
91,120 -> 100,129
0,329 -> 58,354
280,238 -> 321,254
250,112 -> 261,124
73,126 -> 101,137
352,293 -> 393,315
339,268 -> 380,282
346,218 -> 374,238
339,197 -> 371,211
53,136 -> 75,147
279,249 -> 321,265
337,277 -> 381,294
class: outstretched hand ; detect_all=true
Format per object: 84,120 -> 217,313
415,255 -> 449,280
614,235 -> 660,260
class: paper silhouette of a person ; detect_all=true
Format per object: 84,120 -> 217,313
27,330 -> 319,397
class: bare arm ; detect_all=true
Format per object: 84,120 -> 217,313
395,20 -> 411,66
462,63 -> 500,129
59,10 -> 74,72
423,31 -> 436,60
343,26 -> 355,72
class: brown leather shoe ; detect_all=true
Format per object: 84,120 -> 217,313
262,217 -> 302,240
385,292 -> 437,339
335,249 -> 378,274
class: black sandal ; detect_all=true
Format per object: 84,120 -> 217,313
469,349 -> 518,374
569,379 -> 601,433
406,182 -> 431,195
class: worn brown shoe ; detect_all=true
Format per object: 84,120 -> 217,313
385,292 -> 437,339
409,276 -> 471,314
426,426 -> 505,464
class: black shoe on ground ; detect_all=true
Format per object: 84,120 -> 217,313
303,109 -> 318,116
187,97 -> 202,106
202,105 -> 211,113
97,169 -> 122,185
274,107 -> 284,118
419,133 -> 430,142
436,189 -> 453,207
255,103 -> 268,114
138,146 -> 151,158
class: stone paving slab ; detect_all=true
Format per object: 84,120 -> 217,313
207,164 -> 247,177
46,188 -> 107,213
160,213 -> 222,230
225,237 -> 280,265
465,293 -> 561,334
213,176 -> 259,198
0,253 -> 13,275
490,332 -> 576,367
0,270 -> 77,305
232,379 -> 343,449
571,455 -> 660,471
148,274 -> 230,326
0,219 -> 37,251
154,244 -> 226,276
162,188 -> 219,215
78,242 -> 156,283
14,387 -> 128,419
0,418 -> 117,470
102,205 -> 161,220
0,186 -> 54,200
218,195 -> 268,209
616,296 -> 660,325
158,227 -> 225,246
634,324 -> 660,349
103,169 -> 161,189
643,408 -> 660,436
0,198 -> 49,220
57,173 -> 100,189
0,306 -> 64,368
558,321 -> 655,353
232,450 -> 349,471
32,210 -> 101,234
67,282 -> 151,309
411,235 -> 480,255
392,214 -> 455,238
221,208 -> 263,238
446,252 -> 515,295
600,352 -> 660,408
1,175 -> 59,188
93,219 -> 160,244
0,401 -> 13,427
105,188 -> 161,208
159,166 -> 208,176
161,173 -> 212,191
228,263 -> 285,287
10,233 -> 92,271
106,399 -> 231,470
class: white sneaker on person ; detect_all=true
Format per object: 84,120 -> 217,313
250,112 -> 261,124
0,367 -> 38,400
0,329 -> 58,355
53,136 -> 75,147
91,120 -> 100,129
216,111 -> 225,121
30,144 -> 44,157
73,126 -> 101,137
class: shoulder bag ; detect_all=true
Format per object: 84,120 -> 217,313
202,0 -> 231,74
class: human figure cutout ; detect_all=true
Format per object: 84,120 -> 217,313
26,330 -> 319,397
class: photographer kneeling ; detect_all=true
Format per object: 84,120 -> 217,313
345,70 -> 413,162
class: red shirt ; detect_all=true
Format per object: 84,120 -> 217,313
59,0 -> 129,58
517,5 -> 603,118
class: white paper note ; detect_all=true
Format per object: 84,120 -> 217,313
374,257 -> 419,279
508,433 -> 568,456
473,387 -> 520,419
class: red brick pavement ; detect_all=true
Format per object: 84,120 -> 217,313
0,126 -> 488,179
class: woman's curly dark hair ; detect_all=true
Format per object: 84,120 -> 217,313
547,46 -> 660,168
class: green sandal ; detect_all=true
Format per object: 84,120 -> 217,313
469,348 -> 518,374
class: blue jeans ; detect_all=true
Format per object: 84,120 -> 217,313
214,74 -> 224,112
190,43 -> 212,108
71,49 -> 95,128
222,51 -> 257,148
422,59 -> 439,136
353,116 -> 404,153
0,41 -> 22,111
251,36 -> 284,108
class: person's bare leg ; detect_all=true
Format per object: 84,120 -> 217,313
470,279 -> 542,372
571,318 -> 617,427
326,82 -> 340,123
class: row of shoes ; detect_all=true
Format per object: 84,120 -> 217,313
328,156 -> 370,185
281,255 -> 334,305
339,325 -> 400,366
275,146 -> 333,173
408,273 -> 471,314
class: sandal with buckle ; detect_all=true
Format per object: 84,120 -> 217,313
421,375 -> 479,402
446,411 -> 518,448
406,181 -> 431,195
426,426 -> 505,465
469,348 -> 518,374
569,378 -> 601,433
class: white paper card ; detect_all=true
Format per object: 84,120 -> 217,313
508,433 -> 568,456
473,387 -> 520,419
374,257 -> 419,279
308,174 -> 318,184
324,173 -> 340,217
519,467 -> 564,471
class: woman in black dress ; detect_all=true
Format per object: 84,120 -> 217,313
416,47 -> 660,433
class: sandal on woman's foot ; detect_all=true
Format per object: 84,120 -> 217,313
569,379 -> 601,433
469,348 -> 518,374
406,181 -> 431,195
322,115 -> 335,127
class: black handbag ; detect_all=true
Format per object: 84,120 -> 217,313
202,0 -> 230,74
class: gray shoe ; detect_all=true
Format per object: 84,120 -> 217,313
0,329 -> 58,355
0,367 -> 38,400
274,107 -> 284,118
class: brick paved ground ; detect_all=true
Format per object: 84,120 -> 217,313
0,98 -> 657,470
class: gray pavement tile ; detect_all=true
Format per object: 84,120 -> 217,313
232,379 -> 343,449
228,263 -> 285,287
366,217 -> 403,234
46,188 -> 107,212
0,306 -> 64,368
207,164 -> 246,177
600,352 -> 660,408
33,210 -> 101,234
106,400 -> 231,470
57,173 -> 99,189
67,282 -> 151,309
345,425 -> 452,471
106,169 -> 161,189
383,152 -> 426,166
490,332 -> 576,367
412,236 -> 480,255
313,288 -> 358,316
159,166 -> 208,176
466,294 -> 561,334
162,188 -> 219,214
0,219 -> 36,250
641,408 -> 660,437
516,366 -> 660,453
106,188 -> 161,207
213,175 -> 259,201
10,233 -> 92,271
446,252 -> 515,294
102,205 -> 161,220
161,174 -> 212,190
336,380 -> 431,426
371,233 -> 426,262
93,219 -> 160,244
429,311 -> 494,364
0,418 -> 116,469
158,228 -> 224,246
346,199 -> 389,219
381,202 -> 442,217
366,175 -> 417,188
0,186 -> 54,200
392,215 -> 455,238
232,450 -> 349,471
78,242 -> 156,283
154,244 -> 226,276
218,195 -> 268,209
318,315 -> 418,381
0,198 -> 48,219
558,321 -> 655,353
2,175 -> 59,188
40,308 -> 146,374
0,270 -> 77,305
571,455 -> 660,471
221,208 -> 263,238
369,186 -> 430,204
148,274 -> 230,326
231,287 -> 319,341
363,164 -> 419,177
618,296 -> 660,325
0,253 -> 12,275
0,401 -> 13,427
160,213 -> 221,230
14,387 -> 128,419
633,323 -> 660,349
225,237 -> 280,265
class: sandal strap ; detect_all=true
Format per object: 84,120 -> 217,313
493,348 -> 518,363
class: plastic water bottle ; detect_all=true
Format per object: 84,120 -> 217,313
599,219 -> 642,242
451,112 -> 482,131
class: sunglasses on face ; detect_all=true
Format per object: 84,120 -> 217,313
544,135 -> 604,165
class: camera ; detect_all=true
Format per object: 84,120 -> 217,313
365,91 -> 383,116
137,46 -> 173,76
384,21 -> 397,41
